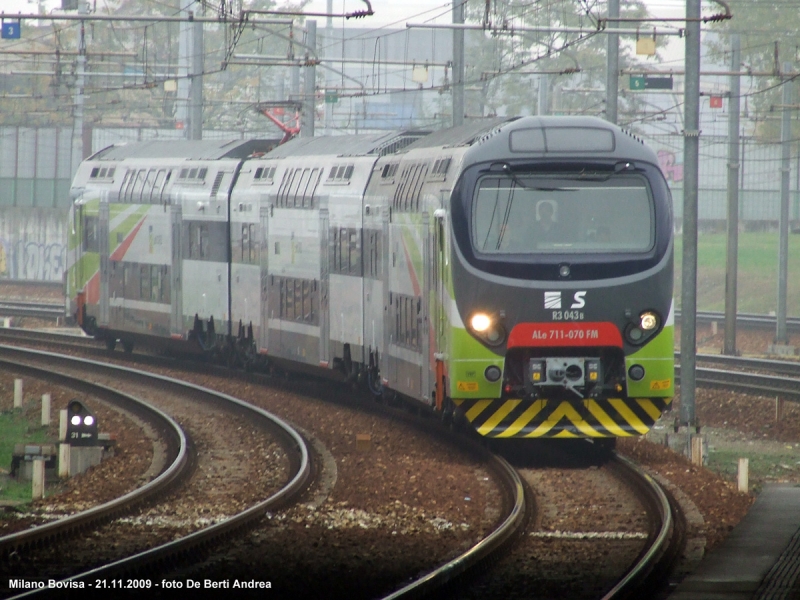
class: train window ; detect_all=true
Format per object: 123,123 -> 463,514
180,168 -> 189,179
150,266 -> 161,302
327,166 -> 338,181
249,224 -> 257,262
344,165 -> 354,180
349,230 -> 361,275
142,170 -> 157,202
82,215 -> 99,252
108,168 -> 115,178
198,167 -> 208,180
339,227 -> 349,273
472,174 -> 654,254
294,169 -> 311,207
152,170 -> 166,203
131,170 -> 147,202
159,170 -> 172,204
241,224 -> 249,262
189,168 -> 198,179
255,167 -> 264,179
140,265 -> 149,300
210,171 -> 225,197
304,168 -> 321,208
90,167 -> 100,178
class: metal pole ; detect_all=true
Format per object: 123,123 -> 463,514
452,0 -> 465,127
176,1 -> 192,130
605,0 -> 619,124
325,0 -> 333,134
537,75 -> 549,115
680,0 -> 701,429
723,34 -> 740,355
776,62 -> 792,344
73,2 -> 86,171
188,14 -> 203,140
302,20 -> 316,138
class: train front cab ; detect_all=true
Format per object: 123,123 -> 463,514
441,118 -> 674,440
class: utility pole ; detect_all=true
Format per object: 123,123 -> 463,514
188,9 -> 203,140
301,20 -> 316,138
723,34 -> 740,355
324,0 -> 333,134
73,0 -> 87,171
680,0 -> 701,429
776,62 -> 793,344
452,0 -> 465,127
605,0 -> 619,124
538,75 -> 549,115
177,0 -> 203,136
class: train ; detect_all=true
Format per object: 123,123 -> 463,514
66,116 -> 674,440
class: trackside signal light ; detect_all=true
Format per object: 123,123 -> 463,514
65,400 -> 98,447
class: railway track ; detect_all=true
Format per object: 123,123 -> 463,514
0,345 -> 311,598
676,310 -> 800,333
2,327 -> 786,599
0,302 -> 64,321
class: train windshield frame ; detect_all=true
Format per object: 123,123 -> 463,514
471,173 -> 655,255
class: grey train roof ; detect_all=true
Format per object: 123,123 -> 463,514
461,116 -> 659,166
264,130 -> 429,159
401,117 -> 515,150
88,139 -> 280,162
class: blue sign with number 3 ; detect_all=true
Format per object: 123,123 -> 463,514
1,21 -> 21,40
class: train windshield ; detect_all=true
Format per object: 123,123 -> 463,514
472,174 -> 654,254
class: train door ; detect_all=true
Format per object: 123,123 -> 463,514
259,204 -> 270,352
170,204 -> 183,337
319,209 -> 330,366
98,202 -> 110,328
382,206 -> 393,387
421,212 -> 431,404
433,209 -> 447,409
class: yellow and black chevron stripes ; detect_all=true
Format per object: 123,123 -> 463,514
453,397 -> 671,438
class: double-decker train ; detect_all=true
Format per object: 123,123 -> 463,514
66,116 -> 674,440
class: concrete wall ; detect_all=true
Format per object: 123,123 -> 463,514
0,207 -> 67,282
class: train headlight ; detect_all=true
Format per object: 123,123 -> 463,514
640,311 -> 659,331
470,313 -> 492,332
469,312 -> 507,346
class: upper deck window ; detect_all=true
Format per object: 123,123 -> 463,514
472,173 -> 653,255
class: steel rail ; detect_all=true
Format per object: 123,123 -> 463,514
0,345 -> 312,598
602,453 -> 677,599
381,450 -> 528,599
0,301 -> 64,320
0,347 -> 188,557
675,310 -> 800,333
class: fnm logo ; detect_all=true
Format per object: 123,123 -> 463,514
544,291 -> 562,309
544,291 -> 587,310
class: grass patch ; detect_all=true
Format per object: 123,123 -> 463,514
706,448 -> 800,484
0,409 -> 54,505
675,231 -> 800,314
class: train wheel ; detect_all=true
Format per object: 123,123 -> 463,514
105,338 -> 116,351
122,340 -> 134,354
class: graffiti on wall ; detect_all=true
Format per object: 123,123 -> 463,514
658,150 -> 684,183
0,239 -> 66,282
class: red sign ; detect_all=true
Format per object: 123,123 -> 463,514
709,95 -> 723,109
507,322 -> 623,348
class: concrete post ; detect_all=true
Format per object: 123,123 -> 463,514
738,457 -> 749,493
32,458 -> 45,499
13,378 -> 22,408
59,409 -> 68,441
59,443 -> 71,478
41,393 -> 51,427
